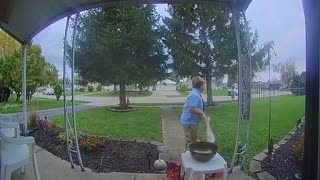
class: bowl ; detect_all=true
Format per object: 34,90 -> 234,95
189,142 -> 218,162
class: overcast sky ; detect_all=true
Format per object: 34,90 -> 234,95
32,0 -> 306,82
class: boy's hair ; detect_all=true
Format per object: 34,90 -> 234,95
192,76 -> 206,89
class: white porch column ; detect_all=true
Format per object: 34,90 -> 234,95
22,43 -> 27,135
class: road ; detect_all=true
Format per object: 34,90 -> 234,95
34,90 -> 292,107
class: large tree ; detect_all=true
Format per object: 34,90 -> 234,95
70,5 -> 167,108
0,42 -> 58,101
163,4 -> 273,105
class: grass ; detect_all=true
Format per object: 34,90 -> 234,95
175,95 -> 305,170
84,91 -> 153,97
51,107 -> 162,142
131,103 -> 184,107
0,98 -> 89,114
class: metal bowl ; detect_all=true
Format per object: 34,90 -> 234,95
189,142 -> 218,162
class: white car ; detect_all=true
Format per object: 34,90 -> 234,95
43,88 -> 54,95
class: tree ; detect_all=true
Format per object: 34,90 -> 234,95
0,30 -> 20,57
163,5 -> 273,105
274,59 -> 298,88
69,5 -> 167,108
54,84 -> 63,101
0,42 -> 58,101
290,71 -> 305,95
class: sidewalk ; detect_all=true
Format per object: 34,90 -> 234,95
159,107 -> 186,161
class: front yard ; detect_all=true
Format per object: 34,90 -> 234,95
51,107 -> 162,142
176,95 -> 305,169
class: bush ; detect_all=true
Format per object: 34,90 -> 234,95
54,84 -> 63,101
292,134 -> 304,161
79,135 -> 103,153
96,85 -> 102,91
178,83 -> 188,93
88,85 -> 94,92
79,87 -> 86,92
57,130 -> 75,144
47,122 -> 60,136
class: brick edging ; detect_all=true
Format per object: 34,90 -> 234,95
249,117 -> 304,180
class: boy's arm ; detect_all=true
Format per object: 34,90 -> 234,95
188,106 -> 205,119
187,94 -> 206,118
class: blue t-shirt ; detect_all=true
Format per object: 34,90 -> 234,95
181,88 -> 205,125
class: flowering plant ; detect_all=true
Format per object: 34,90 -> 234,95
79,135 -> 103,153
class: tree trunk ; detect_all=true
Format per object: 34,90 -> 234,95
206,74 -> 214,105
119,83 -> 127,108
139,85 -> 143,94
114,84 -> 117,94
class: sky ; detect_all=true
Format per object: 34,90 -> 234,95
32,0 -> 306,82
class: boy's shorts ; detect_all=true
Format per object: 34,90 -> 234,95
182,125 -> 198,149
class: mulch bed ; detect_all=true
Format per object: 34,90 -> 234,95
261,123 -> 304,180
32,128 -> 159,173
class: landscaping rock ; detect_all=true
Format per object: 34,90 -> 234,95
253,153 -> 267,161
256,171 -> 276,180
249,160 -> 262,173
157,145 -> 168,152
283,135 -> 292,140
150,141 -> 163,147
273,144 -> 280,150
278,139 -> 287,145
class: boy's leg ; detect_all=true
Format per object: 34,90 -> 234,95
183,125 -> 192,150
190,125 -> 198,143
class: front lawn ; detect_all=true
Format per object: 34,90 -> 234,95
175,95 -> 305,170
84,91 -> 153,97
51,107 -> 162,142
0,98 -> 89,114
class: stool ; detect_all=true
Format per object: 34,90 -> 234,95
181,151 -> 227,180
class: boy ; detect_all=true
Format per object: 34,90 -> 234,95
180,76 -> 206,149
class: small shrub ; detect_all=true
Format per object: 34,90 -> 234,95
28,111 -> 38,129
47,122 -> 60,136
88,85 -> 94,92
292,134 -> 304,161
96,85 -> 102,91
79,87 -> 86,92
178,83 -> 188,93
57,130 -> 75,144
80,135 -> 103,153
54,84 -> 63,101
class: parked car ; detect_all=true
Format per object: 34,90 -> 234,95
43,88 -> 54,95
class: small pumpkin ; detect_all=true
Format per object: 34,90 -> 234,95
154,159 -> 167,171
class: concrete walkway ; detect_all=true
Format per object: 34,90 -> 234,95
158,107 -> 253,180
159,107 -> 186,161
